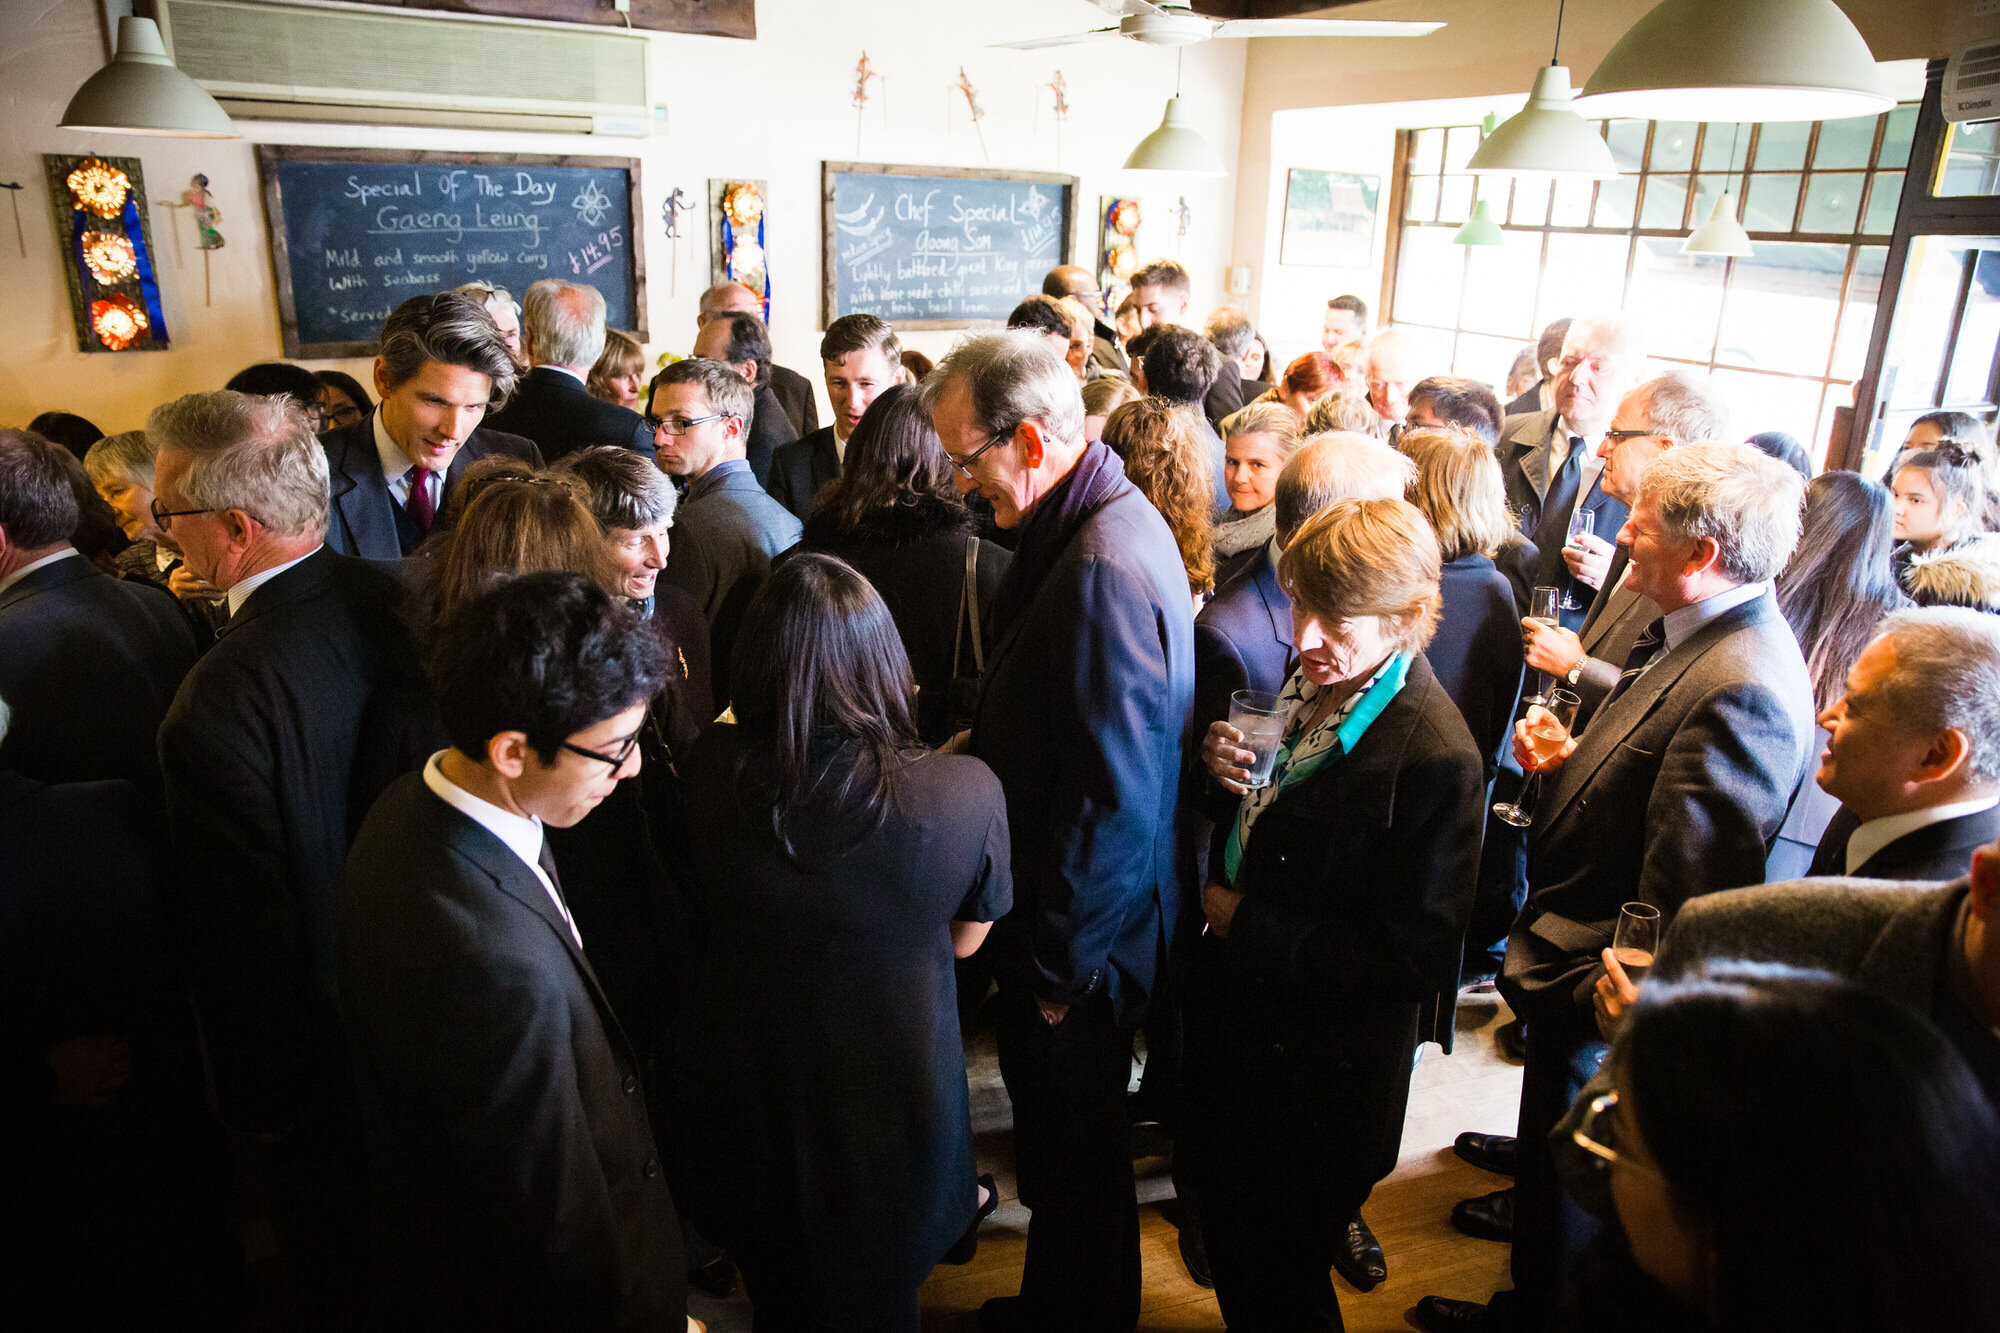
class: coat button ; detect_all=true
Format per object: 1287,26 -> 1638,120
623,1074 -> 637,1094
644,1159 -> 659,1179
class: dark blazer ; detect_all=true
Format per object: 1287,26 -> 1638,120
1204,358 -> 1246,434
480,365 -> 655,465
157,549 -> 441,1130
1569,546 -> 1660,729
1495,410 -> 1629,628
1193,411 -> 1232,514
0,555 -> 198,796
1193,545 -> 1291,744
969,474 -> 1195,1024
1506,382 -> 1544,417
745,383 -> 801,488
320,413 -> 544,562
1428,553 -> 1527,779
338,774 -> 686,1332
1807,802 -> 2000,882
659,462 -> 802,715
644,582 -> 714,737
766,426 -> 841,523
1501,590 -> 1816,1038
767,362 -> 820,439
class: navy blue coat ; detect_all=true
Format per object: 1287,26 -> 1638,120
1426,554 -> 1527,781
969,475 -> 1195,1025
1193,545 -> 1292,744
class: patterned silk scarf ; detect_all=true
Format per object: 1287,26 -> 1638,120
1221,652 -> 1413,887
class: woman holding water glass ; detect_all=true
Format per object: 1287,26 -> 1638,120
1184,497 -> 1485,1331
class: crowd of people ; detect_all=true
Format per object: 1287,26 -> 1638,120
5,255 -> 2000,1333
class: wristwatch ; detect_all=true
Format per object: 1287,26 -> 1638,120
1564,659 -> 1587,687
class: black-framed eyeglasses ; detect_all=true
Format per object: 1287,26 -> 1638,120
1603,429 -> 1660,443
645,412 -> 729,436
151,498 -> 217,533
561,730 -> 642,772
945,430 -> 1011,480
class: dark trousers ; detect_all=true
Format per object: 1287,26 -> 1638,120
736,1261 -> 920,1333
1493,1022 -> 1607,1328
1466,777 -> 1530,981
994,987 -> 1140,1332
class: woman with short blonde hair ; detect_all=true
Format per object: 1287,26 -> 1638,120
1214,401 -> 1304,584
587,328 -> 648,411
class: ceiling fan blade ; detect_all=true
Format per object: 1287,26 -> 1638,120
991,25 -> 1123,50
1209,18 -> 1445,38
1091,0 -> 1170,15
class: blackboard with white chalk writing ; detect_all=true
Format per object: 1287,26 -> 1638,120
822,162 -> 1076,331
256,146 -> 647,359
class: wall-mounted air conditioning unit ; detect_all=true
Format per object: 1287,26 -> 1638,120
1945,37 -> 2000,123
156,0 -> 653,136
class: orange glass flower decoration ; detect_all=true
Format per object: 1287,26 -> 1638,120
68,158 -> 131,219
82,231 -> 138,284
90,294 -> 148,350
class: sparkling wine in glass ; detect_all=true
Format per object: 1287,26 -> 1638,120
1561,509 -> 1596,611
1493,688 -> 1580,828
1525,585 -> 1562,706
1612,902 -> 1661,985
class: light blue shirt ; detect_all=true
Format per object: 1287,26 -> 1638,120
1661,580 -> 1768,653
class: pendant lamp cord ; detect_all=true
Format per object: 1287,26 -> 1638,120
1728,122 -> 1744,201
1551,0 -> 1566,65
1176,46 -> 1184,98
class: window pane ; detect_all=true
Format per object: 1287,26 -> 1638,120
1863,171 -> 1902,235
1944,249 -> 2000,404
1411,127 -> 1445,175
1459,228 -> 1544,339
1939,121 -> 2000,198
1595,175 -> 1637,228
1394,224 -> 1465,327
1445,125 -> 1481,171
1628,238 -> 1728,362
1754,121 -> 1812,171
1831,246 -> 1888,381
1640,174 -> 1690,229
1510,176 -> 1551,226
1801,173 -> 1864,233
1744,172 -> 1802,231
1453,331 -> 1533,392
1550,177 -> 1594,227
1438,173 -> 1474,224
1710,368 -> 1827,447
1879,237 -> 1977,412
1879,105 -> 1917,169
1690,173 -> 1731,227
1405,173 -> 1439,222
1651,121 -> 1698,172
1700,123 -> 1750,171
1605,119 -> 1648,173
1716,242 -> 1849,376
1539,232 -> 1630,327
1814,114 -> 1878,169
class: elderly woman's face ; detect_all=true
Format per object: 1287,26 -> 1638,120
1290,603 -> 1400,687
609,522 -> 670,601
96,475 -> 161,544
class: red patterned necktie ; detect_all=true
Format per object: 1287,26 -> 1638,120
406,467 -> 438,535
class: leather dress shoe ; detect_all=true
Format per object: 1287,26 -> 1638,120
977,1295 -> 1026,1332
1451,1187 -> 1514,1242
1177,1210 -> 1214,1289
1413,1295 -> 1492,1331
1496,1018 -> 1527,1061
943,1173 -> 999,1264
1453,1131 -> 1517,1176
1331,1212 -> 1386,1290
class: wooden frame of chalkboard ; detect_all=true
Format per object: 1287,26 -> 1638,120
256,145 -> 647,359
822,161 -> 1077,331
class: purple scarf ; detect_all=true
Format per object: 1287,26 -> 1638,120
988,440 -> 1128,639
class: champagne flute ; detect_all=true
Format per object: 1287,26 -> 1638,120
1612,902 -> 1661,986
1493,688 -> 1580,828
1524,585 -> 1562,707
1561,509 -> 1596,611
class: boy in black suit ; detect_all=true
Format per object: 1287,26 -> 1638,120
339,572 -> 687,1331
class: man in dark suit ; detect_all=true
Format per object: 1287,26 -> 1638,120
150,390 -> 442,1313
1201,308 -> 1255,432
649,360 -> 801,716
694,310 -> 799,487
340,572 -> 687,1330
699,281 -> 819,438
1505,317 -> 1571,416
925,332 -> 1194,1333
1043,264 -> 1127,378
0,429 -> 198,797
1494,315 -> 1646,631
481,279 -> 655,465
767,314 -> 904,522
1806,608 -> 2000,881
319,292 -> 542,561
1418,443 -> 1818,1333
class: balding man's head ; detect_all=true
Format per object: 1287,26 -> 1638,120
1274,431 -> 1416,539
697,282 -> 763,327
522,280 -> 607,372
1043,264 -> 1104,318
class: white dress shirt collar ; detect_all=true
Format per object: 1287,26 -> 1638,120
1846,793 -> 2000,876
226,547 -> 321,618
1662,581 -> 1767,653
422,752 -> 581,948
0,546 -> 80,597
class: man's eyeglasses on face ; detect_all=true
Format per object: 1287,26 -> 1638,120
1603,429 -> 1659,444
151,498 -> 217,533
561,730 -> 642,772
646,412 -> 729,436
945,430 -> 1010,481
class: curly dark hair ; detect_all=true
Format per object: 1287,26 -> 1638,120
429,570 -> 666,765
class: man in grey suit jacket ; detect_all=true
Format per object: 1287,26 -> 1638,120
648,359 -> 800,716
1420,444 -> 1816,1333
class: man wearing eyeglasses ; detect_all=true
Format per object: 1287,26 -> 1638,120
338,571 -> 689,1331
1043,263 -> 1128,379
648,358 -> 801,717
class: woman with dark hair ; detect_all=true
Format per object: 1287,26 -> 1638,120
796,384 -> 1007,745
314,370 -> 372,433
1586,964 -> 2000,1333
668,554 -> 1013,1332
1767,471 -> 1910,876
1893,442 -> 2000,610
26,411 -> 103,463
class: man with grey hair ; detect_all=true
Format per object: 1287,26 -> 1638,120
923,330 -> 1193,1333
1201,305 -> 1255,429
1421,441 -> 1816,1333
451,280 -> 525,367
484,280 -> 655,466
1807,607 -> 2000,879
1362,325 -> 1435,437
0,427 -> 197,797
153,390 -> 441,1312
697,281 -> 819,437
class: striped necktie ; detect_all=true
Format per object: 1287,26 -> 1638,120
1606,616 -> 1667,707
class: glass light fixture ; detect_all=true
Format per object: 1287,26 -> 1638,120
60,16 -> 239,138
1455,199 -> 1506,246
1577,0 -> 1891,124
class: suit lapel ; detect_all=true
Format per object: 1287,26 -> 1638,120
328,416 -> 397,559
1515,412 -> 1556,502
1579,576 -> 1639,655
1859,805 -> 2000,878
1252,554 -> 1289,657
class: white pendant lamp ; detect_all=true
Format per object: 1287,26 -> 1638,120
1125,49 -> 1227,176
1683,124 -> 1753,257
61,16 -> 238,138
1577,0 -> 1892,124
1455,200 -> 1507,246
1467,2 -> 1618,181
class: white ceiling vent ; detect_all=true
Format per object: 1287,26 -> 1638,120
156,0 -> 652,135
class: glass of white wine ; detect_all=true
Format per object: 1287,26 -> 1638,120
1525,585 -> 1562,707
1493,687 -> 1580,829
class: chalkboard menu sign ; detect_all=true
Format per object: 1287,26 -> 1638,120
822,162 -> 1076,330
256,146 -> 646,359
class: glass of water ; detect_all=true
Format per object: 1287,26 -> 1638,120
1228,689 -> 1288,790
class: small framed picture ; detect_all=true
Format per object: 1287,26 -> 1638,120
1280,169 -> 1380,269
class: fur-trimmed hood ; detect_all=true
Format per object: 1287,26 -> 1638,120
1903,535 -> 2000,612
800,492 -> 974,549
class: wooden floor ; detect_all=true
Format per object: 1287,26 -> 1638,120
691,991 -> 1524,1332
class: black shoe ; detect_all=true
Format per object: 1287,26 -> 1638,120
1496,1018 -> 1527,1061
1331,1212 -> 1386,1291
687,1254 -> 738,1298
1453,1131 -> 1517,1176
978,1295 -> 1030,1332
1412,1295 -> 1492,1332
1177,1212 -> 1214,1289
943,1173 -> 999,1265
1450,1188 -> 1514,1242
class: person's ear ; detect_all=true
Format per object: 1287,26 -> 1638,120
218,509 -> 259,550
1686,534 -> 1723,579
486,730 -> 531,780
724,412 -> 745,443
1916,728 -> 1974,786
1972,842 -> 2000,915
372,356 -> 391,402
1016,418 -> 1047,469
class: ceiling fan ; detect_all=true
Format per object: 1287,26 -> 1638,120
993,0 -> 1444,51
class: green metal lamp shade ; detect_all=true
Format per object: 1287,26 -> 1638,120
61,17 -> 239,138
1576,0 -> 1891,124
1123,97 -> 1228,176
1454,200 -> 1506,246
1467,66 -> 1619,180
1683,193 -> 1754,256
